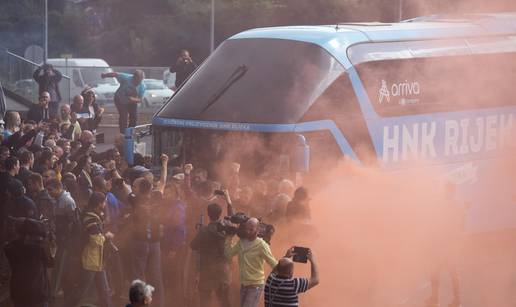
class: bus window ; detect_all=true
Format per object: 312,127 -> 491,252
355,51 -> 516,116
301,74 -> 376,163
157,38 -> 344,124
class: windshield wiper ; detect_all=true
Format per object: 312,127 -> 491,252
201,64 -> 248,114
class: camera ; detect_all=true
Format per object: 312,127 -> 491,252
220,213 -> 275,244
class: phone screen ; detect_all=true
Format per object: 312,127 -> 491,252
292,246 -> 309,263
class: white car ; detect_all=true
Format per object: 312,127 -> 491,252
142,79 -> 174,107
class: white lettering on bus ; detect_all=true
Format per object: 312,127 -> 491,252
382,113 -> 516,163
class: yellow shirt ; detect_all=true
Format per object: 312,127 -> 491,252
225,237 -> 278,286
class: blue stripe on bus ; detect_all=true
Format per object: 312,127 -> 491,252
152,117 -> 357,160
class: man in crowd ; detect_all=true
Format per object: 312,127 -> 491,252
225,218 -> 278,307
27,91 -> 51,123
5,218 -> 54,307
65,192 -> 113,307
190,203 -> 233,307
101,70 -> 146,133
264,248 -> 319,307
33,64 -> 62,119
170,49 -> 197,90
16,150 -> 34,187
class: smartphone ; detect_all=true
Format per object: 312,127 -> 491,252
292,246 -> 309,263
214,190 -> 225,196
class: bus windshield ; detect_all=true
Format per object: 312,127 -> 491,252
157,38 -> 344,124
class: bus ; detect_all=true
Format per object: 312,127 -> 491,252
131,13 -> 516,236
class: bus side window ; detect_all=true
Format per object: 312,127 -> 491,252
301,73 -> 376,164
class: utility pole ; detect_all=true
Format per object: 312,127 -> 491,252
399,0 -> 403,21
210,0 -> 215,53
44,0 -> 48,63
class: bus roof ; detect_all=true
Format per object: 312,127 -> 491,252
231,13 -> 516,68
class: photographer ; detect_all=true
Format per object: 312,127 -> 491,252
33,64 -> 62,119
264,248 -> 319,307
4,218 -> 54,307
170,49 -> 198,90
190,202 -> 233,307
225,218 -> 278,307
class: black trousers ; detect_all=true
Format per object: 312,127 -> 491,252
115,101 -> 137,134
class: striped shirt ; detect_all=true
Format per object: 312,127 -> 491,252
264,273 -> 309,307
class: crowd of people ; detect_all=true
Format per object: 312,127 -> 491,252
0,59 -> 319,307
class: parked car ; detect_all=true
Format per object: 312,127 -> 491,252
142,79 -> 174,107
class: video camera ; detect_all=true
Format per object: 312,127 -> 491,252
220,212 -> 275,245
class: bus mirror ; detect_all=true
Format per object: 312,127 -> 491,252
293,134 -> 310,173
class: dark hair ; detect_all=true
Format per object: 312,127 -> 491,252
0,146 -> 10,154
207,203 -> 222,221
133,153 -> 145,166
138,178 -> 152,195
19,150 -> 34,165
92,175 -> 107,191
39,150 -> 53,164
88,192 -> 106,209
27,173 -> 44,187
293,187 -> 309,201
4,156 -> 19,171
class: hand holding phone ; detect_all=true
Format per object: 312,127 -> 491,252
292,246 -> 310,263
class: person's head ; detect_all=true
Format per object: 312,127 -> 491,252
42,169 -> 57,184
81,87 -> 96,105
293,187 -> 309,204
278,179 -> 295,197
18,150 -> 34,168
81,130 -> 95,144
207,203 -> 222,222
60,104 -> 71,120
39,150 -> 55,168
56,139 -> 71,154
132,70 -> 145,85
276,257 -> 295,279
88,192 -> 106,216
129,279 -> 155,306
11,180 -> 25,198
44,138 -> 56,148
4,111 -> 21,130
42,63 -> 54,75
39,91 -> 50,107
5,156 -> 20,175
72,94 -> 84,111
244,218 -> 260,241
193,168 -> 208,183
46,178 -> 63,199
53,146 -> 64,159
27,173 -> 44,193
179,49 -> 191,62
93,175 -> 108,194
133,177 -> 152,197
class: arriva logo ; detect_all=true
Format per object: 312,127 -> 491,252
378,80 -> 390,104
378,79 -> 421,105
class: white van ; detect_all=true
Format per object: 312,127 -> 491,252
46,58 -> 119,105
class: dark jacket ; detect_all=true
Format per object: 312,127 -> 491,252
27,104 -> 50,123
33,67 -> 62,102
171,59 -> 197,88
16,166 -> 33,188
32,189 -> 55,221
5,236 -> 54,304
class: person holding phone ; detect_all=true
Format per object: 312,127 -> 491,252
264,247 -> 319,307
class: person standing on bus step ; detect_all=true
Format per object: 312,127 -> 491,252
101,70 -> 146,134
170,49 -> 197,90
33,64 -> 62,119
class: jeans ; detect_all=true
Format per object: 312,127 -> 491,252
240,285 -> 263,307
199,282 -> 231,307
115,101 -> 137,134
132,241 -> 165,307
64,269 -> 112,307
